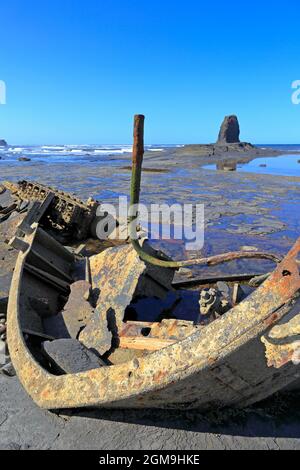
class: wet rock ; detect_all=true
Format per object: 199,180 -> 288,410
227,218 -> 287,236
42,338 -> 106,374
217,115 -> 240,144
18,157 -> 31,162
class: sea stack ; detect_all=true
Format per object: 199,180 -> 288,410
0,139 -> 7,147
217,115 -> 240,144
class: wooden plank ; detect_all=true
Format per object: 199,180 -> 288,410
119,336 -> 176,351
22,329 -> 55,341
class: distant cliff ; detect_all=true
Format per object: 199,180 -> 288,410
0,139 -> 7,147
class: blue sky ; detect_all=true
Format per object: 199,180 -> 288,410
0,0 -> 300,144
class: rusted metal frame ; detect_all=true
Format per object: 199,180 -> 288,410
7,236 -> 300,409
129,115 -> 282,269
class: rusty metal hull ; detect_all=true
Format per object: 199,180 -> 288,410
7,228 -> 300,410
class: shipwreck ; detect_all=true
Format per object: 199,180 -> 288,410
4,115 -> 300,410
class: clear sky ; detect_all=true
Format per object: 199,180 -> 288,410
0,0 -> 300,144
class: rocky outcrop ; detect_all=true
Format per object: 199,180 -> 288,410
0,140 -> 7,147
217,115 -> 240,144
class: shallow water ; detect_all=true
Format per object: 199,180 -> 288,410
204,154 -> 300,177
